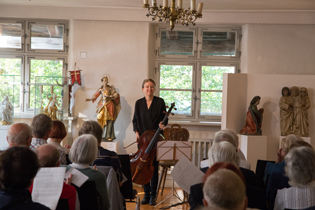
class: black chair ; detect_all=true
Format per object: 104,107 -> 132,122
72,181 -> 100,210
285,207 -> 315,210
56,198 -> 69,210
118,154 -> 136,201
255,159 -> 275,191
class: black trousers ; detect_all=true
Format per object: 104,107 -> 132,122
143,157 -> 159,198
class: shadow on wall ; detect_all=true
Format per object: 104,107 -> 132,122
114,95 -> 132,152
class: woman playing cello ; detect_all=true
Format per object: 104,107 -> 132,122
132,78 -> 168,205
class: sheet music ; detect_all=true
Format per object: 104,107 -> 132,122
65,167 -> 89,187
32,167 -> 66,210
171,156 -> 204,194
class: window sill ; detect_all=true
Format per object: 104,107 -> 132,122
168,120 -> 221,127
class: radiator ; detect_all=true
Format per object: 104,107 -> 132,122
189,139 -> 213,168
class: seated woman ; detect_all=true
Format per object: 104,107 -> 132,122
68,134 -> 110,210
48,120 -> 69,165
264,134 -> 303,183
274,146 -> 315,210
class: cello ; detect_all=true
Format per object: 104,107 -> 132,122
129,102 -> 175,185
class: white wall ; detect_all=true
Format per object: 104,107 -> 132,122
69,20 -> 152,154
242,24 -> 315,74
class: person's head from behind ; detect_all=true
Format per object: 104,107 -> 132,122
280,134 -> 303,159
49,120 -> 67,143
79,120 -> 102,144
7,123 -> 32,147
69,134 -> 98,165
203,163 -> 247,210
35,144 -> 61,167
288,140 -> 313,153
208,141 -> 240,168
31,114 -> 53,139
285,146 -> 315,187
214,130 -> 238,149
0,146 -> 40,190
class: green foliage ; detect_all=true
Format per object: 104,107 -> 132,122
160,90 -> 191,115
160,65 -> 192,89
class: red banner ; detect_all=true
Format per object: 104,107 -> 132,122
69,70 -> 82,85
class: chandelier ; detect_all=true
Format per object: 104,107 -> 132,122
142,0 -> 203,30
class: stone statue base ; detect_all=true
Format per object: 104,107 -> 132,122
0,120 -> 12,125
100,139 -> 119,152
279,136 -> 311,148
240,135 -> 267,170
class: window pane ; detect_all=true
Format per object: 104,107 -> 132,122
0,23 -> 22,49
0,58 -> 22,116
202,32 -> 236,56
200,92 -> 222,116
30,24 -> 64,50
160,65 -> 193,89
30,59 -> 63,108
202,66 -> 234,90
160,31 -> 194,55
160,90 -> 191,115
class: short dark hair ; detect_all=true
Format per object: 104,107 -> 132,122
142,78 -> 156,88
79,121 -> 102,143
31,114 -> 53,138
49,120 -> 67,139
0,147 -> 40,190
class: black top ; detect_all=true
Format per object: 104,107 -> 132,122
132,96 -> 168,136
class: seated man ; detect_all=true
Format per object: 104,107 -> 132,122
30,114 -> 53,150
0,146 -> 50,210
30,144 -> 79,210
7,123 -> 33,147
203,168 -> 247,210
78,120 -> 123,185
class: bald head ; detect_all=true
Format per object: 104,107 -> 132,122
7,123 -> 32,147
35,144 -> 60,167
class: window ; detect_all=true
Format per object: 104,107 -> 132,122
0,19 -> 68,117
155,26 -> 241,121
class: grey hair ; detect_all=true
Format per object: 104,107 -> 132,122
280,134 -> 303,155
203,169 -> 246,210
31,114 -> 53,138
78,120 -> 102,143
214,130 -> 238,149
69,134 -> 98,165
285,146 -> 315,187
208,141 -> 240,167
7,123 -> 32,145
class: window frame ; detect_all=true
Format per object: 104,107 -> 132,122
0,18 -> 68,118
154,25 -> 241,122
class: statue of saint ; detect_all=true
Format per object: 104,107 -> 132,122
279,87 -> 294,136
86,76 -> 121,141
240,96 -> 264,135
0,95 -> 13,125
44,94 -> 59,120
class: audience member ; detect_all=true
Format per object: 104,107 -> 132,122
48,120 -> 68,164
68,134 -> 110,210
0,146 -> 50,210
29,144 -> 79,210
79,120 -> 123,185
6,123 -> 32,147
264,134 -> 303,182
214,129 -> 250,169
30,114 -> 53,150
274,146 -> 315,209
203,169 -> 247,210
208,141 -> 240,167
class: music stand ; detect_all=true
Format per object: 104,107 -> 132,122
154,141 -> 192,208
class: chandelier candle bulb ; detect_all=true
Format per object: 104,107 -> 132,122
191,0 -> 196,10
178,0 -> 182,9
143,0 -> 148,4
197,2 -> 203,14
163,0 -> 168,7
152,0 -> 157,6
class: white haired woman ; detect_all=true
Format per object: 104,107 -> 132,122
67,134 -> 110,210
208,141 -> 240,168
274,146 -> 315,210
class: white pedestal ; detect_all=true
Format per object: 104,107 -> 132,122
279,136 -> 311,148
240,135 -> 267,171
101,139 -> 119,152
0,125 -> 11,150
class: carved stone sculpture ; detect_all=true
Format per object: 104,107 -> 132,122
240,96 -> 264,135
279,87 -> 294,136
0,95 -> 13,125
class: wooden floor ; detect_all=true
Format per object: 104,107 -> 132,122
126,186 -> 190,210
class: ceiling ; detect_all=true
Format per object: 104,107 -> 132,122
0,0 -> 314,11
